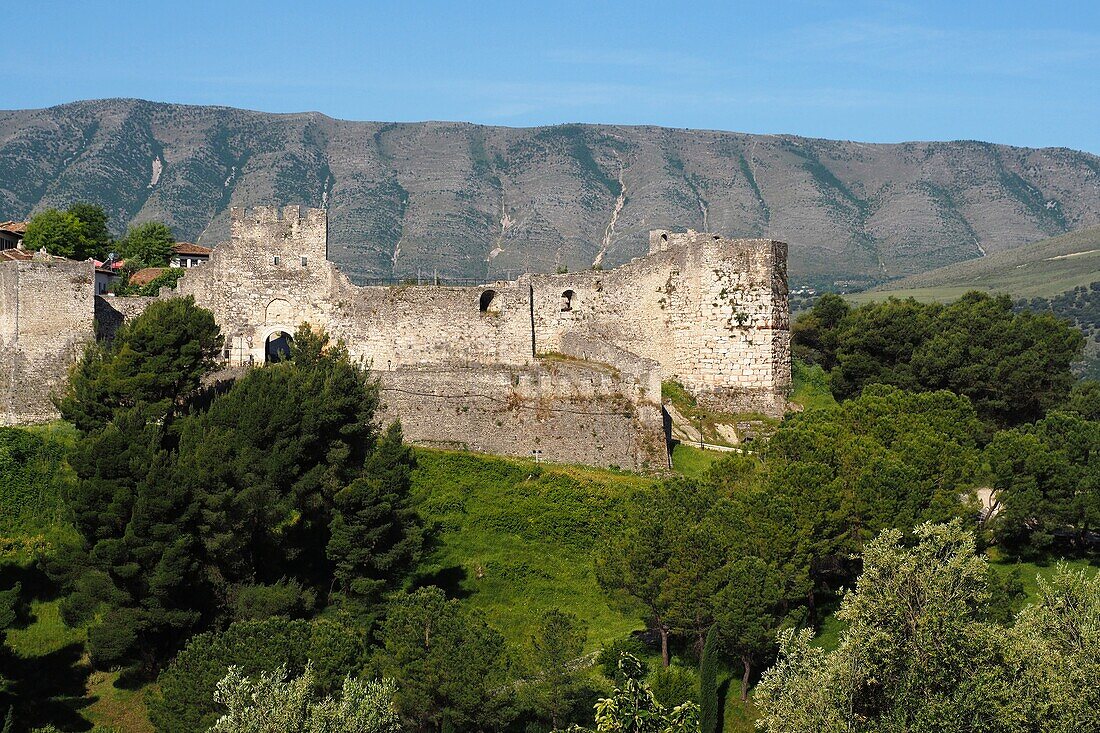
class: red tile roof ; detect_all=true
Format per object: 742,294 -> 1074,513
0,249 -> 32,262
0,221 -> 28,235
128,267 -> 167,286
172,242 -> 212,256
0,249 -> 74,264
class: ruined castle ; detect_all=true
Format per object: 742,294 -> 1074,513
1,206 -> 791,470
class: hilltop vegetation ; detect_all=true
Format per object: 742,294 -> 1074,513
792,291 -> 1084,426
1015,282 -> 1100,379
844,227 -> 1100,380
853,225 -> 1100,303
5,99 -> 1100,284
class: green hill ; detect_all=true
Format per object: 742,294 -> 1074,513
410,449 -> 651,650
850,225 -> 1100,303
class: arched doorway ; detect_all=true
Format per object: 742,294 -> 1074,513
265,330 -> 293,362
479,289 -> 500,314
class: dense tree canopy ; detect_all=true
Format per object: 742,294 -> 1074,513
52,320 -> 422,681
66,203 -> 113,258
56,296 -> 223,432
22,203 -> 114,261
148,617 -> 368,733
172,325 -> 380,587
119,221 -> 175,268
794,292 -> 1084,426
23,210 -> 86,260
328,422 -> 423,612
1063,379 -> 1100,420
520,609 -> 590,729
713,557 -> 784,701
596,481 -> 723,666
985,411 -> 1100,557
755,521 -> 1100,733
376,586 -> 510,732
764,384 -> 984,560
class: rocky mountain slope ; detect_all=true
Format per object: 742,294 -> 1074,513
3,98 -> 1100,285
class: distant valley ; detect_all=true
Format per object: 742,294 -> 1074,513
3,98 -> 1100,285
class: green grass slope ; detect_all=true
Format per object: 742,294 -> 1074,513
851,225 -> 1100,303
0,423 -> 78,537
410,449 -> 653,651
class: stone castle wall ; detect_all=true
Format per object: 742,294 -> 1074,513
0,258 -> 95,425
1,205 -> 790,470
177,207 -> 535,370
95,295 -> 160,341
374,363 -> 667,470
530,230 -> 790,415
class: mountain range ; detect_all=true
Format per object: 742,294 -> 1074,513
3,98 -> 1100,286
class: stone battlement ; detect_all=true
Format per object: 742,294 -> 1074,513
229,205 -> 328,262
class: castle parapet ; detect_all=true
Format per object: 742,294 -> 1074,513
229,205 -> 328,261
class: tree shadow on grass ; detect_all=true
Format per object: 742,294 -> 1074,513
412,565 -> 471,599
0,561 -> 59,605
14,641 -> 94,732
716,677 -> 730,733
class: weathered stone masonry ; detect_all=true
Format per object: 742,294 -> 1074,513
0,256 -> 94,425
1,205 -> 790,471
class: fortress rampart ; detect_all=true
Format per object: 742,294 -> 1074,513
0,257 -> 94,425
1,205 -> 791,470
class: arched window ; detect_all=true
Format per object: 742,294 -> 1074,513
560,289 -> 576,312
479,289 -> 500,314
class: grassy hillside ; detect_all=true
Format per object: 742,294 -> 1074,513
850,225 -> 1100,303
410,449 -> 652,650
0,423 -> 78,537
5,436 -> 1097,732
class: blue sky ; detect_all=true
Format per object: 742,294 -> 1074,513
7,0 -> 1100,152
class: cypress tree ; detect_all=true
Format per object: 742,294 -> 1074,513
699,624 -> 720,733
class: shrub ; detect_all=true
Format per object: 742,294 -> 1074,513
0,427 -> 73,534
231,580 -> 315,621
597,637 -> 649,683
149,617 -> 367,733
649,665 -> 699,709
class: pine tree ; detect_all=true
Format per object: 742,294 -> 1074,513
327,422 -> 423,607
699,625 -> 720,733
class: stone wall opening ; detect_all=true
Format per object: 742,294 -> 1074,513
560,289 -> 575,312
479,289 -> 500,314
265,331 -> 293,362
